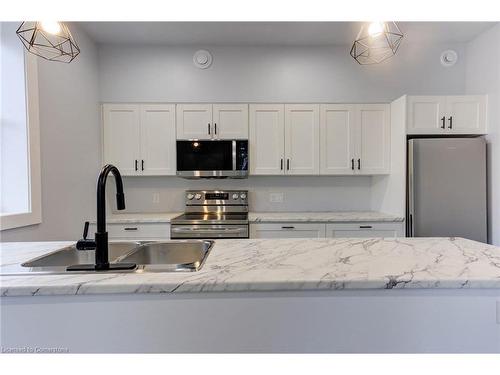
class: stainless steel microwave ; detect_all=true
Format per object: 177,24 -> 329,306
176,140 -> 248,179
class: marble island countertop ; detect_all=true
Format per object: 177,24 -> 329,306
97,211 -> 404,224
1,237 -> 500,297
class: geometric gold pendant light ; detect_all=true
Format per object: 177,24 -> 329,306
16,21 -> 80,63
350,22 -> 404,65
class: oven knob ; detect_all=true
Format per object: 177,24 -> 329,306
195,193 -> 202,200
187,193 -> 194,200
240,193 -> 247,200
232,193 -> 239,200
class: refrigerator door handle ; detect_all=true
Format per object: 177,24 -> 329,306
407,140 -> 416,237
448,116 -> 453,129
440,116 -> 446,129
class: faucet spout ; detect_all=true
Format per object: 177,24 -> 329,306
68,164 -> 136,272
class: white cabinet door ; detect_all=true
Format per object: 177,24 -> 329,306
249,104 -> 285,175
320,104 -> 356,175
284,104 -> 320,175
102,104 -> 141,176
176,104 -> 212,139
325,223 -> 404,238
446,95 -> 487,134
356,104 -> 390,175
213,104 -> 248,139
407,96 -> 447,134
250,223 -> 326,238
140,104 -> 176,176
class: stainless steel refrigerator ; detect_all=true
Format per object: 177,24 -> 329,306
407,137 -> 487,242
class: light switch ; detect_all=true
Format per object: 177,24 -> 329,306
152,192 -> 160,204
269,192 -> 284,203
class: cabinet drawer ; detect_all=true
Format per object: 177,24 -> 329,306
89,223 -> 170,240
250,223 -> 326,239
325,222 -> 404,238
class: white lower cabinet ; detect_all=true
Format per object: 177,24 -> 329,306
325,222 -> 404,238
89,223 -> 171,240
250,223 -> 326,239
250,222 -> 404,239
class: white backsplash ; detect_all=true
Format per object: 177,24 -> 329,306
110,175 -> 373,213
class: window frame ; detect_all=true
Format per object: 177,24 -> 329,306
0,52 -> 42,231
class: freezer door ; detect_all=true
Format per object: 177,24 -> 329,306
408,138 -> 487,242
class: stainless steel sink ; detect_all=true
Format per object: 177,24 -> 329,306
116,240 -> 213,272
1,240 -> 214,275
22,242 -> 141,268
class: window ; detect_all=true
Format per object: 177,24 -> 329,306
0,22 -> 41,230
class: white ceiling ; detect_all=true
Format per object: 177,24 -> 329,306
78,22 -> 497,46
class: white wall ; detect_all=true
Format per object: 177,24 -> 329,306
116,176 -> 372,213
465,24 -> 500,245
1,23 -> 101,241
99,43 -> 467,103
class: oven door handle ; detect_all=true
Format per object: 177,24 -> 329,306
172,227 -> 247,234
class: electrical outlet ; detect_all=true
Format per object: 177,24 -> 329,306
269,192 -> 284,203
152,192 -> 160,204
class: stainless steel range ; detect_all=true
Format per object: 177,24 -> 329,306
170,190 -> 249,239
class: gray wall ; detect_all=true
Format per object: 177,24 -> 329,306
465,24 -> 500,245
1,23 -> 101,241
99,43 -> 467,103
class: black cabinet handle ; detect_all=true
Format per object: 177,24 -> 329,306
135,160 -> 138,171
441,116 -> 446,129
351,158 -> 354,170
214,123 -> 217,135
124,227 -> 138,231
83,221 -> 89,239
280,158 -> 283,170
208,123 -> 211,135
359,225 -> 373,229
357,158 -> 361,170
281,226 -> 295,229
287,159 -> 290,171
448,116 -> 453,129
141,160 -> 144,171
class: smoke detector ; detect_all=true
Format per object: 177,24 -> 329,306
440,50 -> 458,67
193,50 -> 213,69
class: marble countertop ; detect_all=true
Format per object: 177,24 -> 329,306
2,237 -> 500,297
95,211 -> 403,224
248,211 -> 404,223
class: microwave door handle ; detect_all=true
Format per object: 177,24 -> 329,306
232,140 -> 237,171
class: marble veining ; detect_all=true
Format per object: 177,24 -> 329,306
248,211 -> 404,223
92,211 -> 403,224
1,237 -> 500,297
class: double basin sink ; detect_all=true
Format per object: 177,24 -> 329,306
4,240 -> 214,275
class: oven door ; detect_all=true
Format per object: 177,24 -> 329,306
176,140 -> 248,178
170,224 -> 249,239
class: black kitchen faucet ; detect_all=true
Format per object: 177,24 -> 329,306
67,164 -> 136,271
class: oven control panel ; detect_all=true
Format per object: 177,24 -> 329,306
185,190 -> 248,205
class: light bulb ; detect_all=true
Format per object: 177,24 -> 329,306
368,22 -> 384,37
40,21 -> 61,35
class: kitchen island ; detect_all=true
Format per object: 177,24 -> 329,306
1,237 -> 500,352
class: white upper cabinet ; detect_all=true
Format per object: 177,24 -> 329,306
140,104 -> 176,176
446,96 -> 487,134
103,104 -> 176,176
318,104 -> 390,175
249,104 -> 285,175
176,104 -> 212,139
320,104 -> 356,175
284,104 -> 320,175
103,104 -> 141,175
176,104 -> 249,140
356,104 -> 391,175
212,104 -> 249,139
407,95 -> 487,135
407,96 -> 447,134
